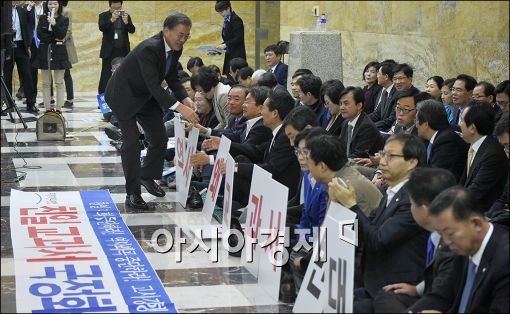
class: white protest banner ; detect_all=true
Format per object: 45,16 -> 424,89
174,117 -> 186,202
10,189 -> 176,313
176,126 -> 199,208
202,135 -> 231,221
222,154 -> 235,231
241,165 -> 288,302
293,201 -> 356,313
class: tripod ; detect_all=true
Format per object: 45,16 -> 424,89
1,47 -> 28,129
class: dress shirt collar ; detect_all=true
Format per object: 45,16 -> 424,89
471,223 -> 493,270
164,37 -> 172,54
272,123 -> 283,138
348,113 -> 361,128
270,63 -> 278,73
386,179 -> 408,205
429,130 -> 439,145
245,116 -> 262,137
471,135 -> 487,155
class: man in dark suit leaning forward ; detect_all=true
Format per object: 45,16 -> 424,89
105,13 -> 199,210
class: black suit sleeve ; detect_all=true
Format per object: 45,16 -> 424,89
244,125 -> 272,146
124,14 -> 135,33
98,12 -> 113,32
350,123 -> 383,158
349,201 -> 423,253
52,16 -> 69,40
229,142 -> 267,164
430,136 -> 460,169
165,52 -> 187,102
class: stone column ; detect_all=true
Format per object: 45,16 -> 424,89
287,31 -> 343,90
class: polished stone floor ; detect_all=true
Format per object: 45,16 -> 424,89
0,94 -> 293,313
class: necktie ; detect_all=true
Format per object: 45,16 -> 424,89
425,235 -> 435,267
165,51 -> 172,75
466,146 -> 475,175
458,260 -> 477,313
457,108 -> 464,126
427,142 -> 432,163
346,124 -> 354,157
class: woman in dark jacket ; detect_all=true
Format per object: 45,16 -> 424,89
214,1 -> 246,78
361,61 -> 382,114
33,0 -> 71,113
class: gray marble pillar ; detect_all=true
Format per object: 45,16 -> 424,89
287,31 -> 343,90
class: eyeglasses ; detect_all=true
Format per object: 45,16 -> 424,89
378,150 -> 404,160
450,87 -> 466,93
175,33 -> 191,40
294,148 -> 310,157
395,106 -> 415,114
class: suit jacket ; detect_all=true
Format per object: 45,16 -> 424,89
98,10 -> 135,59
226,117 -> 272,145
221,11 -> 246,75
421,225 -> 509,313
104,32 -> 186,120
212,82 -> 232,129
409,239 -> 457,312
460,136 -> 508,213
376,85 -> 420,132
325,114 -> 344,137
450,106 -> 464,132
428,128 -> 469,182
212,116 -> 246,138
350,184 -> 429,296
237,126 -> 301,200
369,85 -> 397,125
13,4 -> 35,54
271,62 -> 289,87
34,14 -> 70,70
340,113 -> 384,158
363,84 -> 383,114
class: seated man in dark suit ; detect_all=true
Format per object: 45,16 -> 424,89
232,89 -> 301,206
282,105 -> 319,146
416,99 -> 469,181
423,186 -> 509,313
264,44 -> 288,87
386,90 -> 432,137
371,168 -> 458,313
375,63 -> 420,131
489,113 -> 509,215
295,74 -> 328,128
459,100 -> 508,215
328,133 -> 429,310
369,61 -> 397,125
450,74 -> 478,131
338,86 -> 384,159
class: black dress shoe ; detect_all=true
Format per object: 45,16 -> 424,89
27,106 -> 39,113
141,178 -> 166,197
104,126 -> 122,141
125,194 -> 149,210
63,100 -> 74,108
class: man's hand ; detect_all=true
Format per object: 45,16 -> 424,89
372,171 -> 386,187
192,123 -> 208,135
220,162 -> 227,175
183,121 -> 193,133
182,97 -> 196,111
176,103 -> 198,124
111,11 -> 119,23
294,257 -> 303,272
122,13 -> 129,24
202,136 -> 220,151
383,283 -> 418,297
353,157 -> 373,167
328,178 -> 357,208
216,43 -> 226,50
191,151 -> 210,167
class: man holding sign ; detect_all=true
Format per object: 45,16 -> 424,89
105,13 -> 199,210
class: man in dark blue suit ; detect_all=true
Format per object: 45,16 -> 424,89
425,186 -> 509,313
328,133 -> 429,311
416,99 -> 469,181
233,89 -> 301,206
459,100 -> 508,215
264,44 -> 288,87
105,13 -> 198,210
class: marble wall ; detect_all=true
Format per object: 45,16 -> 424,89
280,1 -> 510,88
22,1 -> 256,94
19,1 -> 509,94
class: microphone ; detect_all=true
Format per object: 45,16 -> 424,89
48,8 -> 55,31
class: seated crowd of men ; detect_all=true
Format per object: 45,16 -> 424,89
104,46 -> 509,312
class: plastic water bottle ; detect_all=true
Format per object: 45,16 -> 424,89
315,16 -> 322,31
320,13 -> 327,31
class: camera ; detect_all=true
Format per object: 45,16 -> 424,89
115,10 -> 125,16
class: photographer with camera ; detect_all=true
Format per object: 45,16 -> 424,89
97,0 -> 135,94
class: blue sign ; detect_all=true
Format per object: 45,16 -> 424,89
97,93 -> 111,114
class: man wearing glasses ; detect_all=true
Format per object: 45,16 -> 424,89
451,74 -> 478,131
328,133 -> 429,312
105,13 -> 198,211
388,90 -> 433,138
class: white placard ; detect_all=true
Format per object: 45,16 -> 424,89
174,117 -> 186,202
241,165 -> 288,302
176,126 -> 199,208
202,136 -> 231,221
222,154 -> 235,230
293,202 -> 356,313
